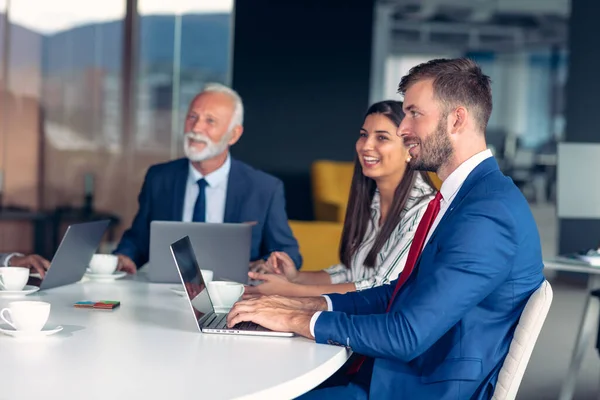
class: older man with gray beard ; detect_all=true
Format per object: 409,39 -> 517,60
113,83 -> 301,274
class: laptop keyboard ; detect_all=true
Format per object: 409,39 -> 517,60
204,313 -> 268,331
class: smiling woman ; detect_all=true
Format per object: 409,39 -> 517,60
245,100 -> 438,298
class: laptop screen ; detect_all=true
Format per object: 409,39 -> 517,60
170,236 -> 215,327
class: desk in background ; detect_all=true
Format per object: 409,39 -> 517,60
0,207 -> 120,259
0,208 -> 50,256
545,258 -> 600,400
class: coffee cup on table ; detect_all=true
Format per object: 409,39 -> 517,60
0,301 -> 51,332
89,254 -> 118,275
207,281 -> 244,309
0,267 -> 29,291
200,269 -> 213,283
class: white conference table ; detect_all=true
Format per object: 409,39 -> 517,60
0,276 -> 350,400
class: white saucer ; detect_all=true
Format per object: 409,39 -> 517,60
0,285 -> 40,298
0,325 -> 63,338
84,271 -> 127,281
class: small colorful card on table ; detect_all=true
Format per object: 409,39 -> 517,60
74,301 -> 120,310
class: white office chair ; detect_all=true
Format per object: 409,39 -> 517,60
492,280 -> 553,400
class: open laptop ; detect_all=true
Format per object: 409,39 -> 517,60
148,221 -> 252,284
170,236 -> 293,337
37,220 -> 110,290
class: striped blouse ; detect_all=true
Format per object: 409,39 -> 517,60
324,173 -> 435,291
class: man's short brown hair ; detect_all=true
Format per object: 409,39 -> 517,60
398,58 -> 492,133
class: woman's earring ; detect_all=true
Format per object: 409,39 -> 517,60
406,156 -> 412,163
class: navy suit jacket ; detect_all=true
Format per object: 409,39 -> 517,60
315,157 -> 544,399
114,157 -> 302,269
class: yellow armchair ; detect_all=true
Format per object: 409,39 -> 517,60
302,162 -> 442,271
311,160 -> 442,223
311,160 -> 354,222
289,220 -> 343,271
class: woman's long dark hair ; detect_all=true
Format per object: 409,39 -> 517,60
339,100 -> 435,269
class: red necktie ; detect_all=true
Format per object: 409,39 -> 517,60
347,191 -> 443,375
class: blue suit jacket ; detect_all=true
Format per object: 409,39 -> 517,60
315,158 -> 544,399
114,157 -> 302,269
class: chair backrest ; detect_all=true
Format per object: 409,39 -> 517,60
288,220 -> 343,271
311,160 -> 443,222
311,160 -> 354,222
492,280 -> 553,400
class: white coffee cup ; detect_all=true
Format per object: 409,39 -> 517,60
207,281 -> 244,309
0,267 -> 29,291
200,269 -> 213,283
89,254 -> 118,275
1,301 -> 51,332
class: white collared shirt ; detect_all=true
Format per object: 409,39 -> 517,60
324,173 -> 435,290
309,149 -> 494,337
182,155 -> 231,223
423,149 -> 493,247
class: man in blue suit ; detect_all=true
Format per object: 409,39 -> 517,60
226,59 -> 544,399
114,83 -> 301,274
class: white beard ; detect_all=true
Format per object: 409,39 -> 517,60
183,132 -> 231,162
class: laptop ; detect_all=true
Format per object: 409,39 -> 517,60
38,220 -> 110,290
148,221 -> 252,284
170,236 -> 293,337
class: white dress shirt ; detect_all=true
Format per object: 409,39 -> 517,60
309,149 -> 494,337
182,155 -> 231,223
423,149 -> 493,246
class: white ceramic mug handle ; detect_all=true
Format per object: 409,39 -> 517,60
237,285 -> 245,298
0,308 -> 16,329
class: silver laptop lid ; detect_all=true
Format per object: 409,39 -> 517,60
40,220 -> 110,290
149,221 -> 252,284
170,236 -> 216,331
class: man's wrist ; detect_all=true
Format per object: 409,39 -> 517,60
292,311 -> 316,339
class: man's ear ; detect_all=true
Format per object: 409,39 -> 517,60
449,106 -> 468,134
228,125 -> 244,146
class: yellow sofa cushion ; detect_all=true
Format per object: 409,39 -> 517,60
311,161 -> 442,223
311,160 -> 354,222
289,220 -> 343,271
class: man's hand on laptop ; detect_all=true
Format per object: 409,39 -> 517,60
8,254 -> 50,278
226,295 -> 328,339
116,254 -> 137,274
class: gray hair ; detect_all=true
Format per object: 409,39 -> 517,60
200,82 -> 244,131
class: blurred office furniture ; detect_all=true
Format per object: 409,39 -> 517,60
311,160 -> 354,222
289,220 -> 343,271
0,206 -> 50,256
311,160 -> 442,223
544,259 -> 600,400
